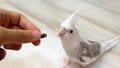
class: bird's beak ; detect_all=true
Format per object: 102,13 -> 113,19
58,27 -> 65,37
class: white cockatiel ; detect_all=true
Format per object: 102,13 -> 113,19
58,11 -> 120,68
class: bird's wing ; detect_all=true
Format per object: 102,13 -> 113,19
77,40 -> 101,63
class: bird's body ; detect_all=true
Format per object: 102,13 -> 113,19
58,11 -> 120,68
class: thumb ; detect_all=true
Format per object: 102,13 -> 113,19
0,26 -> 41,44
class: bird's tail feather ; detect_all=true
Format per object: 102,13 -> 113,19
100,35 -> 120,54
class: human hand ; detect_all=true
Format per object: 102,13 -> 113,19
0,8 -> 45,50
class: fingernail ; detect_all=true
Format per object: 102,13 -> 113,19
32,31 -> 40,41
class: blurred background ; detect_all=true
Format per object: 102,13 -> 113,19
0,0 -> 120,68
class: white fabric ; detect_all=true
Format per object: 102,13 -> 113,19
0,0 -> 120,68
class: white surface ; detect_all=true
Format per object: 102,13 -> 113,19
0,0 -> 120,68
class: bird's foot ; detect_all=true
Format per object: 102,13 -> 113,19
80,65 -> 85,68
63,59 -> 71,68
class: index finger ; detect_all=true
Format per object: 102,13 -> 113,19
19,15 -> 40,31
0,8 -> 40,31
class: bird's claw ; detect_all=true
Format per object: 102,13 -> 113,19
63,59 -> 71,68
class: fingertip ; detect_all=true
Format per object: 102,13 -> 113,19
32,40 -> 41,46
4,44 -> 22,50
32,31 -> 41,41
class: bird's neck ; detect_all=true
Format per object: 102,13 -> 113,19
62,35 -> 82,50
61,36 -> 82,59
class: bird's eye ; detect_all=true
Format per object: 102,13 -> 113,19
70,30 -> 73,33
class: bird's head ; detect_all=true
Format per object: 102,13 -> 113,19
58,11 -> 80,42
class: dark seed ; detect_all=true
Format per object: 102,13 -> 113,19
41,33 -> 47,38
0,48 -> 6,61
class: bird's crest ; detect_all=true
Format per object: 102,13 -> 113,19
61,10 -> 78,28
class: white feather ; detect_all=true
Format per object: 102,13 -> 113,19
59,10 -> 120,68
61,10 -> 78,29
100,35 -> 120,54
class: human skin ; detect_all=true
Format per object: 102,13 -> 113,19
0,8 -> 42,60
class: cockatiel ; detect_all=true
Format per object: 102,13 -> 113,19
58,11 -> 120,68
